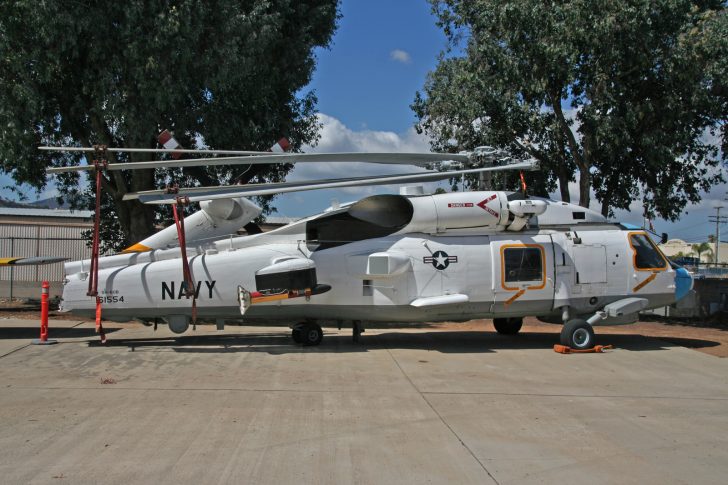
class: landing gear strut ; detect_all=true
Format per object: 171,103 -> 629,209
291,322 -> 323,346
352,320 -> 364,343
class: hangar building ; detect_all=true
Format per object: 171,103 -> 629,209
0,208 -> 93,299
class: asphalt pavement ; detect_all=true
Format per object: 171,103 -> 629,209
0,318 -> 726,484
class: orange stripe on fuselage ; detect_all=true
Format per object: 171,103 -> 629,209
633,272 -> 657,293
504,289 -> 526,306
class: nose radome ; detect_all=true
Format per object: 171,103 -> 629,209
674,267 -> 693,302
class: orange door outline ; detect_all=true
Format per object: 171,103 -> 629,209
499,243 -> 546,306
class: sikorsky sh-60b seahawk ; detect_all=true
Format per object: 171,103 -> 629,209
43,143 -> 693,349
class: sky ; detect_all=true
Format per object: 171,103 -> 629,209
277,0 -> 728,244
2,0 -> 725,244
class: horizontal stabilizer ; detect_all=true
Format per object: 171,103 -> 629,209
0,256 -> 68,266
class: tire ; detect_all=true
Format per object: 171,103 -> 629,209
560,319 -> 595,349
301,323 -> 323,346
291,327 -> 302,343
493,317 -> 523,335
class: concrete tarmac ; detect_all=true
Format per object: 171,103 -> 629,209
0,318 -> 727,484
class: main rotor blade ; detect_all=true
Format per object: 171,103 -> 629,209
39,146 -> 271,156
124,172 -> 430,200
131,160 -> 538,205
45,152 -> 471,174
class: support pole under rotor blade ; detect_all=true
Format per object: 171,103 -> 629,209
172,196 -> 197,326
86,145 -> 107,344
87,146 -> 107,298
519,171 -> 528,194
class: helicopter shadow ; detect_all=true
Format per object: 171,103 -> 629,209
0,326 -> 122,340
87,328 -> 721,355
349,330 -> 720,354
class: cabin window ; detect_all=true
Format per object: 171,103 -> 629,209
629,234 -> 667,270
503,247 -> 543,283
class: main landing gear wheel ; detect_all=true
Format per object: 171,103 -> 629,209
493,317 -> 523,335
300,322 -> 323,346
560,319 -> 595,350
291,327 -> 302,344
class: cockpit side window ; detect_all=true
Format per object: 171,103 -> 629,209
629,233 -> 668,270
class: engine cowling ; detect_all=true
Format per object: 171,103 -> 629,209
124,197 -> 262,252
403,192 -> 510,233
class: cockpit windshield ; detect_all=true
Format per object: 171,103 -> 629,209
629,233 -> 668,270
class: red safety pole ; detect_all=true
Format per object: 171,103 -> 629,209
40,281 -> 49,341
32,281 -> 57,345
95,297 -> 106,344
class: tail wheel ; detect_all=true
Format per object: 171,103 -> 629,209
493,317 -> 523,335
560,319 -> 595,349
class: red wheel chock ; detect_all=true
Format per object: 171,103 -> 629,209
553,344 -> 614,354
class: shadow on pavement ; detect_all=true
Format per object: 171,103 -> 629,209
87,329 -> 720,355
0,326 -> 122,339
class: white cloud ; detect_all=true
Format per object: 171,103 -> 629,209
304,113 -> 430,154
390,49 -> 412,64
295,113 -> 436,193
274,114 -> 449,207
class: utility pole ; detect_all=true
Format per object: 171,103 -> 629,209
709,205 -> 727,268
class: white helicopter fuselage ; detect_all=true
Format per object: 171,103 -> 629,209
59,191 -> 691,341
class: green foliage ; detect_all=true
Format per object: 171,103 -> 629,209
0,0 -> 339,251
414,0 -> 726,219
692,241 -> 713,261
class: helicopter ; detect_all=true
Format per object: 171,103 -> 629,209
42,144 -> 693,349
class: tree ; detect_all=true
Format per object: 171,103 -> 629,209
692,242 -> 713,262
413,0 -> 726,218
0,0 -> 339,250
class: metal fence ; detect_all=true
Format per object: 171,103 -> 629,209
1,236 -> 91,299
690,267 -> 728,279
677,263 -> 728,279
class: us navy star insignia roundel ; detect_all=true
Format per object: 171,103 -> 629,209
423,251 -> 458,270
